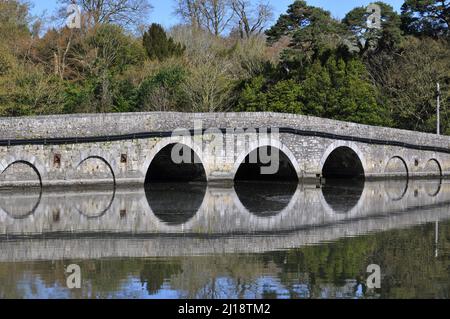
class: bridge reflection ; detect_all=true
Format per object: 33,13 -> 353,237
0,179 -> 449,261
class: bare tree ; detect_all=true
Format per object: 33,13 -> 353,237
175,0 -> 234,36
175,0 -> 202,28
59,0 -> 152,29
230,0 -> 273,38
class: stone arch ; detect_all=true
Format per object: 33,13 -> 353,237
76,156 -> 116,185
145,141 -> 207,183
320,141 -> 366,178
423,158 -> 442,178
321,142 -> 366,179
232,139 -> 301,181
0,160 -> 43,187
141,137 -> 209,182
385,156 -> 409,178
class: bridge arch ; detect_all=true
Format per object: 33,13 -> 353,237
144,140 -> 207,183
76,156 -> 116,185
232,140 -> 301,181
424,158 -> 442,178
0,159 -> 43,187
320,142 -> 366,179
385,156 -> 409,178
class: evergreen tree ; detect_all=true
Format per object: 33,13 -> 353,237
401,0 -> 449,37
143,23 -> 185,61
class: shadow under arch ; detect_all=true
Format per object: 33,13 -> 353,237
145,143 -> 207,225
0,160 -> 43,219
234,146 -> 299,182
233,146 -> 298,217
145,143 -> 207,183
75,156 -> 116,219
322,146 -> 365,180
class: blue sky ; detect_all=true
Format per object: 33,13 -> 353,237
30,0 -> 405,28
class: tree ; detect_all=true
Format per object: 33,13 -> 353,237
265,0 -> 346,64
237,76 -> 303,113
401,0 -> 449,37
230,0 -> 273,39
370,37 -> 450,133
299,56 -> 387,125
58,0 -> 153,30
175,0 -> 234,36
343,2 -> 403,56
137,64 -> 187,111
143,24 -> 185,61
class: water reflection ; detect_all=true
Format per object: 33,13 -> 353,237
76,186 -> 116,219
234,181 -> 297,217
0,219 -> 448,299
0,187 -> 42,219
145,183 -> 206,225
0,179 -> 449,299
321,179 -> 364,213
384,179 -> 409,201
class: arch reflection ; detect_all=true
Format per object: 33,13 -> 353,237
0,187 -> 42,219
234,181 -> 297,217
384,179 -> 409,201
423,179 -> 442,197
145,183 -> 206,225
321,180 -> 364,214
75,186 -> 116,219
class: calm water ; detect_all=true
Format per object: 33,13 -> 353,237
0,179 -> 449,299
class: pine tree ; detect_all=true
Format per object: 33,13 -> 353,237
143,24 -> 185,61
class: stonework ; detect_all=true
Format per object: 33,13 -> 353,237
1,112 -> 449,187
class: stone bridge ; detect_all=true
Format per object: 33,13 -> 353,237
1,112 -> 450,187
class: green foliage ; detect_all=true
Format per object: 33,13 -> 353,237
266,0 -> 346,64
343,2 -> 403,55
237,53 -> 387,126
302,56 -> 387,125
143,24 -> 185,61
0,61 -> 65,116
401,0 -> 450,37
137,64 -> 187,111
87,24 -> 146,74
237,76 -> 303,113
